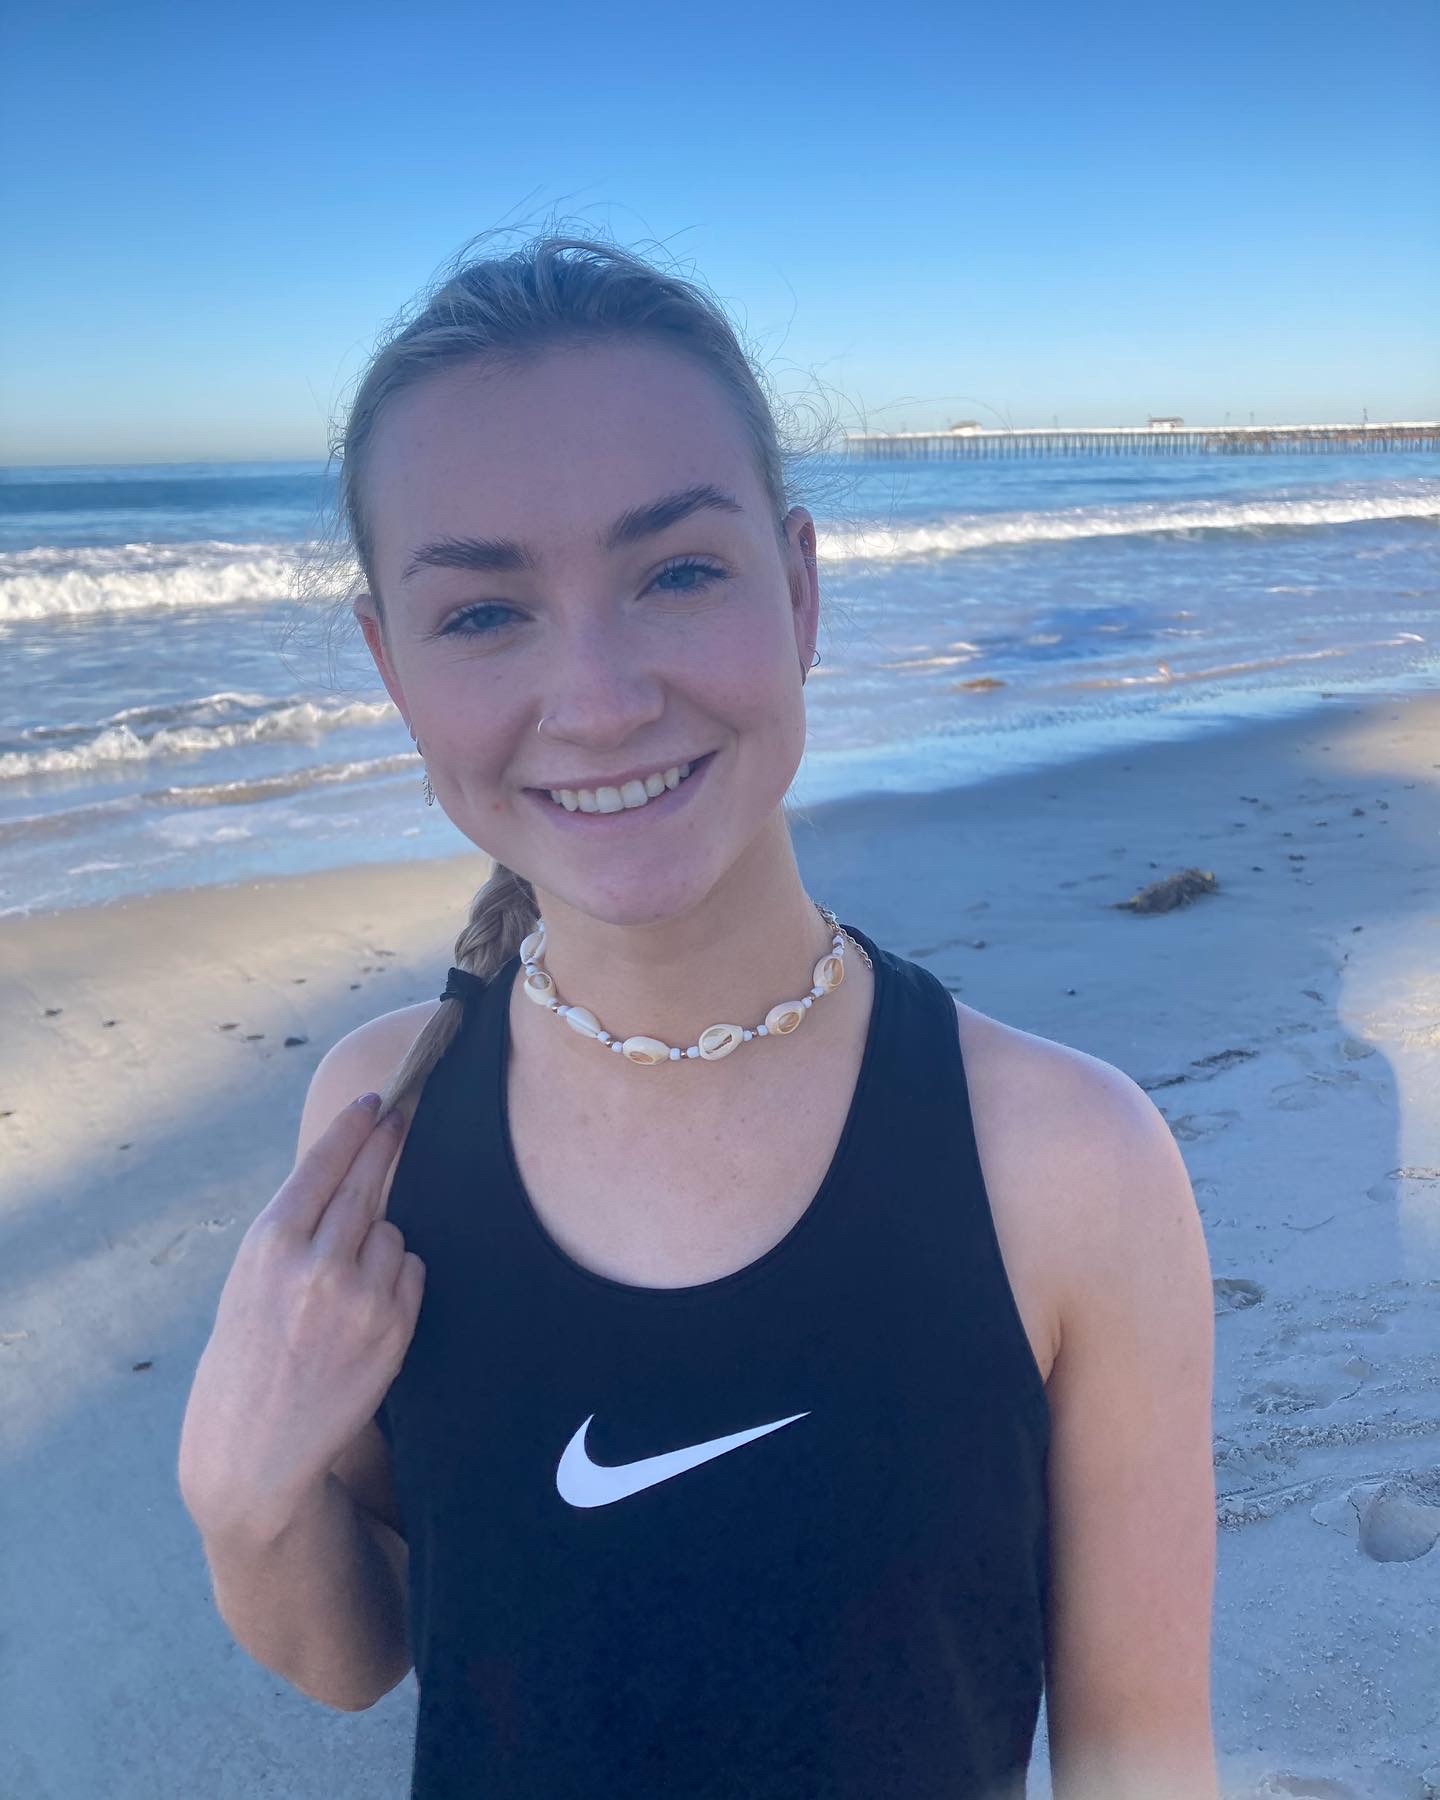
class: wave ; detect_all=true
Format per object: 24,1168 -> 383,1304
816,486 -> 1440,563
4,482 -> 1436,623
0,539 -> 315,623
0,752 -> 417,844
0,689 -> 396,779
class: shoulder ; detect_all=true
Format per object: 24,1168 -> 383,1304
948,996 -> 1207,1366
295,998 -> 446,1161
951,997 -> 1219,1776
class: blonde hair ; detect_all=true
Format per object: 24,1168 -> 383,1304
305,218 -> 843,1121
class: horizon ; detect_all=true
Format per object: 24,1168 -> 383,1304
6,413 -> 1440,474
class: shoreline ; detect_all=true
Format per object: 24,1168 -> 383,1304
2,685 -> 1438,1797
7,666 -> 1438,925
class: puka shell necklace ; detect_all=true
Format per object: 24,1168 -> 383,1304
517,899 -> 870,1066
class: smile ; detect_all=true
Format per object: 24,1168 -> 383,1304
525,751 -> 716,825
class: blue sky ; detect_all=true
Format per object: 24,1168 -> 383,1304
3,0 -> 1436,465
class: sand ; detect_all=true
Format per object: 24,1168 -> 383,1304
2,689 -> 1437,1799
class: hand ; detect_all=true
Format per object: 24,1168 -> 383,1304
177,1095 -> 424,1541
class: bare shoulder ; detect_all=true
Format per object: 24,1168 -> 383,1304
294,998 -> 446,1162
949,996 -> 1203,1382
950,999 -> 1220,1782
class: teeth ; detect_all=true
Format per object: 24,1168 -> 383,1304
548,760 -> 696,813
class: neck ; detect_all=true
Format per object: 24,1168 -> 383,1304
517,813 -> 846,1063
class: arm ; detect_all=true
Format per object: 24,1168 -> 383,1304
1041,1060 -> 1219,1800
200,1466 -> 411,1712
183,1015 -> 429,1710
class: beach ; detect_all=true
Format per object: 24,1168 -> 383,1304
2,685 -> 1437,1798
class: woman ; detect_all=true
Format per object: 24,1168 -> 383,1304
178,231 -> 1219,1799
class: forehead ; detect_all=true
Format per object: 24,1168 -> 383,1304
364,339 -> 765,585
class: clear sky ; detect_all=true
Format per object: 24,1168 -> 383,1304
2,0 -> 1436,465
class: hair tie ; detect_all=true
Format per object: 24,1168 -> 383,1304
441,966 -> 488,1005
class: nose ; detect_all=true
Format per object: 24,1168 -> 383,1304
535,619 -> 666,747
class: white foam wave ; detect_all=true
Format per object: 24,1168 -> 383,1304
5,485 -> 1435,622
0,539 -> 317,622
0,693 -> 395,779
817,487 -> 1440,563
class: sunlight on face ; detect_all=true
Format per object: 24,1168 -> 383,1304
360,339 -> 818,926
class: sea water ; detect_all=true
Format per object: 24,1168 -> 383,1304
2,450 -> 1435,915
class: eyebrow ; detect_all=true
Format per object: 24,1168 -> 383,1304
398,483 -> 746,585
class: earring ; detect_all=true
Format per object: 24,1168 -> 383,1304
409,728 -> 434,806
811,648 -> 822,667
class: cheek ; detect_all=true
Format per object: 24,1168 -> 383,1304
703,608 -> 798,718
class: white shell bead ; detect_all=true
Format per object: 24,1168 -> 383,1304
765,1000 -> 806,1036
563,1004 -> 603,1038
519,928 -> 545,963
813,953 -> 845,993
620,1034 -> 671,1064
698,1022 -> 744,1061
522,969 -> 557,1005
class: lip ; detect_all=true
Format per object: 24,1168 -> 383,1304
524,750 -> 718,827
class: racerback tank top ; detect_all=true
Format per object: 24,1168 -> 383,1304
377,922 -> 1051,1799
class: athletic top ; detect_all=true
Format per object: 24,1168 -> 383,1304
376,921 -> 1051,1799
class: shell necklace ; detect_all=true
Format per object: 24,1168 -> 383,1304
516,899 -> 871,1066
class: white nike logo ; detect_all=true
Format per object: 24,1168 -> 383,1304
556,1410 -> 811,1508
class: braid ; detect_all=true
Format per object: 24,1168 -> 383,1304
376,861 -> 539,1124
453,861 -> 539,980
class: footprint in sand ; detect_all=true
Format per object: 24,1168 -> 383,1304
1277,1309 -> 1391,1346
1237,1777 -> 1360,1799
1311,1468 -> 1440,1562
1367,1166 -> 1440,1206
1241,1370 -> 1364,1415
150,1217 -> 235,1267
1214,1277 -> 1265,1313
1269,1069 -> 1365,1110
1166,1109 -> 1241,1142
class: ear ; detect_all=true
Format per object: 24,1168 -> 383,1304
353,593 -> 411,728
780,506 -> 821,680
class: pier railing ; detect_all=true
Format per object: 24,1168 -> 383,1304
844,423 -> 1440,459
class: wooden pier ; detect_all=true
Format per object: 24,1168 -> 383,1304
845,423 -> 1440,460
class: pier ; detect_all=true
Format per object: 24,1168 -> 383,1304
844,422 -> 1440,460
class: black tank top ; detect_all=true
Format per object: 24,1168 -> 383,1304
377,922 -> 1051,1799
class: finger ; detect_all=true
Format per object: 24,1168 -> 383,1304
394,1249 -> 425,1315
263,1095 -> 386,1239
357,1215 -> 406,1288
370,1106 -> 410,1224
312,1107 -> 409,1262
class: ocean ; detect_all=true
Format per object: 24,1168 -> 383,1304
2,449 -> 1436,918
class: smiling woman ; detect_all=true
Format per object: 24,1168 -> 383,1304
180,222 -> 1219,1800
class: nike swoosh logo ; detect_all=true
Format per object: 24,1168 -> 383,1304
556,1410 -> 810,1508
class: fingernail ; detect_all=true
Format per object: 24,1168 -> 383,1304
356,1092 -> 382,1112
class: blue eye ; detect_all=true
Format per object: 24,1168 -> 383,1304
441,603 -> 517,638
439,560 -> 726,638
653,557 -> 727,593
